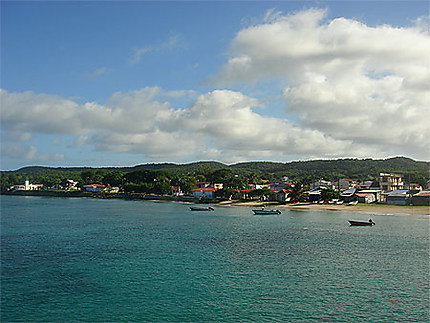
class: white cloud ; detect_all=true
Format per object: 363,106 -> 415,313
2,9 -> 429,164
85,67 -> 111,79
130,35 -> 183,65
1,144 -> 64,162
211,9 -> 430,160
1,87 -> 378,163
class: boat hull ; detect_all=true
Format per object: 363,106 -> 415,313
252,209 -> 281,215
190,206 -> 214,211
348,220 -> 375,226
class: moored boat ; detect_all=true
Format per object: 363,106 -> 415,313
348,219 -> 375,226
190,206 -> 214,211
252,209 -> 281,215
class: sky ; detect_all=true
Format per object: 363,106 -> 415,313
1,1 -> 429,170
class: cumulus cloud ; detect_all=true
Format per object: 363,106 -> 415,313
1,144 -> 64,162
1,87 -> 379,163
211,9 -> 430,160
2,9 -> 429,164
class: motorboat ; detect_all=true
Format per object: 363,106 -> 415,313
252,209 -> 282,215
190,206 -> 214,211
348,219 -> 375,226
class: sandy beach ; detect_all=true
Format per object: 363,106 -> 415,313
219,200 -> 430,216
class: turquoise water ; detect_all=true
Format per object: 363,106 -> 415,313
1,195 -> 429,322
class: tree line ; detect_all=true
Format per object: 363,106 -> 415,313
1,157 -> 429,193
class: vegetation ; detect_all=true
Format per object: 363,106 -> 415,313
1,157 -> 429,195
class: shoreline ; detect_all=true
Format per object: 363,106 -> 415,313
216,200 -> 430,216
2,191 -> 429,216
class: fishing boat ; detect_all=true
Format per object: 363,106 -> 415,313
190,206 -> 214,211
252,209 -> 282,215
347,201 -> 358,206
348,219 -> 375,226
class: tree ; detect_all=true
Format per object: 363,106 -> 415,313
171,175 -> 197,193
320,187 -> 340,201
249,188 -> 273,200
289,183 -> 308,202
215,188 -> 237,200
81,170 -> 104,184
102,171 -> 125,187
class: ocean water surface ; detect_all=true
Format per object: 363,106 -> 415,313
1,195 -> 429,322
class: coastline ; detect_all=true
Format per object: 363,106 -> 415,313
2,191 -> 429,216
218,200 -> 430,216
285,203 -> 430,216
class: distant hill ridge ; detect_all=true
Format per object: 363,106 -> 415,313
13,157 -> 430,182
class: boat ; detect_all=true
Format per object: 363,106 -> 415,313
348,219 -> 375,226
252,209 -> 282,215
189,206 -> 214,211
348,201 -> 358,206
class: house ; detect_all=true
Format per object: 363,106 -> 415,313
268,182 -> 293,191
379,173 -> 404,192
311,179 -> 333,190
106,186 -> 120,193
275,189 -> 291,202
355,192 -> 376,204
171,186 -> 183,196
383,190 -> 409,205
191,188 -> 216,199
10,179 -> 43,191
83,184 -> 106,192
340,188 -> 356,202
64,179 -> 79,190
240,189 -> 255,200
356,189 -> 383,203
213,183 -> 224,190
411,190 -> 430,206
337,178 -> 357,190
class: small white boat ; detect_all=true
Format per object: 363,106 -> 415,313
348,201 -> 358,206
252,209 -> 281,215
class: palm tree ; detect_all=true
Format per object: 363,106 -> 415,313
289,182 -> 308,202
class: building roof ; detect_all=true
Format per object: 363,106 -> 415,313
191,188 -> 216,191
383,189 -> 408,196
355,193 -> 374,197
413,190 -> 430,197
84,184 -> 106,187
358,189 -> 382,193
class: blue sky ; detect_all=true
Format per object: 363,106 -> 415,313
1,1 -> 429,170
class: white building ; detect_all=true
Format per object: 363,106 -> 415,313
10,179 -> 43,191
379,173 -> 404,192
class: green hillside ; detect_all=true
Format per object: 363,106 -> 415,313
2,157 -> 429,191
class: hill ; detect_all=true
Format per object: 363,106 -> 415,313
2,157 -> 429,189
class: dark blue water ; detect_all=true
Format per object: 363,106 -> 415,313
1,195 -> 429,322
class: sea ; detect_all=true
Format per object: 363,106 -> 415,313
1,195 -> 429,322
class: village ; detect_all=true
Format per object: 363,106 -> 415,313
7,172 -> 430,207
